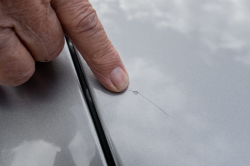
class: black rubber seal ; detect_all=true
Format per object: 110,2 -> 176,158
66,36 -> 116,166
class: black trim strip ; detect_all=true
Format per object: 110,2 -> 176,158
66,36 -> 116,166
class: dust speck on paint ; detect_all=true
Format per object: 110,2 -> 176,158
133,91 -> 139,95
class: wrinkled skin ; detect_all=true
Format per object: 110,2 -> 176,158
0,0 -> 129,92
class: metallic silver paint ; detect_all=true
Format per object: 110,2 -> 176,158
80,0 -> 250,165
0,43 -> 106,166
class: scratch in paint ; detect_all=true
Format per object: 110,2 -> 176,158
127,90 -> 169,116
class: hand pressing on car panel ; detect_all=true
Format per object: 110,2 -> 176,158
0,0 -> 129,92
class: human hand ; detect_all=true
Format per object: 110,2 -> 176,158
0,0 -> 129,92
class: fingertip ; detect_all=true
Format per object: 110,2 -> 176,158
110,67 -> 129,92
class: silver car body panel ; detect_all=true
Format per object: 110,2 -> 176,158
79,0 -> 250,165
1,0 -> 250,166
0,43 -> 107,166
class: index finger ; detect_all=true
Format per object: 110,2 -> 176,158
51,0 -> 129,92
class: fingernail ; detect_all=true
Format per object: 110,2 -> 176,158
110,67 -> 129,91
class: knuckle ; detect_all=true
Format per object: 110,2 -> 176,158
0,29 -> 35,86
0,50 -> 35,86
35,53 -> 57,62
71,4 -> 100,34
0,28 -> 14,50
49,39 -> 64,61
35,38 -> 64,62
41,0 -> 51,6
89,43 -> 121,71
7,64 -> 35,86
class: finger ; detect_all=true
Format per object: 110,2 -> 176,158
51,0 -> 129,92
0,28 -> 35,86
5,0 -> 64,62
